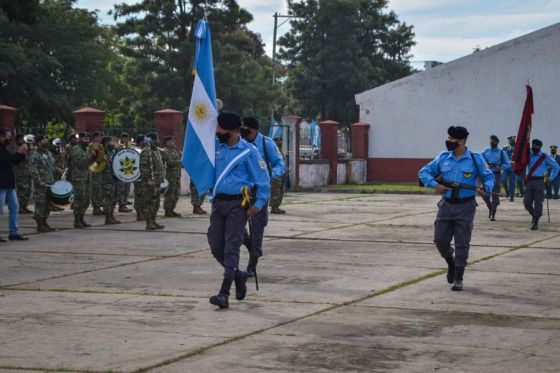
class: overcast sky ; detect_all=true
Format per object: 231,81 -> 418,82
77,0 -> 560,69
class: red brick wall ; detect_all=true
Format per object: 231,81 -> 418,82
367,157 -> 432,182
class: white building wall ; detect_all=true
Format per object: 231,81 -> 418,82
355,22 -> 560,160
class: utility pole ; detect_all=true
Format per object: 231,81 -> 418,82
271,12 -> 298,84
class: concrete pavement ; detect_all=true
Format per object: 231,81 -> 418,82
0,193 -> 559,372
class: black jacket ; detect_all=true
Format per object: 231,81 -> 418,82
0,142 -> 25,189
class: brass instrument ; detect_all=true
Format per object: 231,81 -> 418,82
88,143 -> 106,173
23,134 -> 35,144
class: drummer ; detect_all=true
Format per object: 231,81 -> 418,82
116,132 -> 133,212
29,135 -> 57,232
101,136 -> 121,225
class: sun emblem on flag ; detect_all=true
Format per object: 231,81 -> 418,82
194,102 -> 208,122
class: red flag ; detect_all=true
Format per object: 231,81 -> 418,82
512,85 -> 533,175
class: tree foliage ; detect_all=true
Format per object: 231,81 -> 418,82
278,0 -> 415,125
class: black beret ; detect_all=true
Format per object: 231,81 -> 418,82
136,134 -> 145,143
120,132 -> 129,138
490,135 -> 499,143
164,135 -> 174,143
242,117 -> 260,129
532,139 -> 543,146
550,145 -> 558,149
218,112 -> 242,130
78,132 -> 90,139
147,132 -> 158,141
36,135 -> 47,143
447,125 -> 469,140
507,135 -> 516,141
92,131 -> 103,138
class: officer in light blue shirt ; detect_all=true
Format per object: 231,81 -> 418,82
524,139 -> 560,230
481,135 -> 511,221
419,125 -> 494,291
208,112 -> 270,309
502,136 -> 524,201
239,117 -> 286,277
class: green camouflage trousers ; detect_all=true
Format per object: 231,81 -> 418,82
73,180 -> 91,216
116,180 -> 131,205
141,185 -> 161,220
102,181 -> 118,214
33,186 -> 50,219
16,177 -> 32,207
133,181 -> 143,212
190,181 -> 205,206
270,176 -> 285,208
91,172 -> 103,208
164,176 -> 180,212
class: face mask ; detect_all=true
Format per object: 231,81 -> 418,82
217,132 -> 231,143
446,140 -> 459,151
239,127 -> 251,139
552,150 -> 557,155
490,142 -> 498,149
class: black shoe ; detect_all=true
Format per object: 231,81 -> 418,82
209,294 -> 229,309
531,217 -> 539,230
444,257 -> 455,284
451,279 -> 463,291
490,212 -> 496,221
0,237 -> 6,242
234,270 -> 249,301
451,266 -> 465,291
8,234 -> 28,241
509,197 -> 514,202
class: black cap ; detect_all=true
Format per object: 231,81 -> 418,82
242,117 -> 260,129
490,135 -> 499,143
101,136 -> 112,145
550,145 -> 558,149
508,135 -> 516,141
532,139 -> 543,147
36,135 -> 47,143
147,132 -> 158,141
447,125 -> 469,140
120,132 -> 129,138
218,112 -> 242,130
78,132 -> 90,139
136,134 -> 145,144
92,131 -> 103,138
164,135 -> 174,143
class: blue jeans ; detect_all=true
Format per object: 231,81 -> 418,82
0,189 -> 20,236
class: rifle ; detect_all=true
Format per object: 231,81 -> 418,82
241,187 -> 259,291
434,178 -> 500,199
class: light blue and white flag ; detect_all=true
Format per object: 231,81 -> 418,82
182,19 -> 219,195
269,117 -> 283,139
310,120 -> 321,149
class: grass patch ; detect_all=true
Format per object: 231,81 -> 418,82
323,183 -> 427,192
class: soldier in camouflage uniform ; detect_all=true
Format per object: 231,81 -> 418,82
70,132 -> 95,228
134,134 -> 146,221
100,136 -> 120,225
139,133 -> 164,230
161,136 -> 182,217
89,132 -> 104,215
29,135 -> 56,232
270,137 -> 286,214
65,133 -> 78,209
190,181 -> 207,214
116,132 -> 132,212
14,134 -> 33,214
49,138 -> 67,211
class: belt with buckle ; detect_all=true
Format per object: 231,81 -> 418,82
444,196 -> 475,204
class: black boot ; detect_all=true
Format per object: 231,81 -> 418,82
531,216 -> 540,230
234,269 -> 249,301
444,256 -> 455,284
490,208 -> 496,221
246,256 -> 259,278
210,277 -> 233,309
451,266 -> 465,291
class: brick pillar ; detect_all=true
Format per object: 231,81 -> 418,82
154,109 -> 184,150
351,122 -> 370,159
282,115 -> 301,190
319,120 -> 339,184
73,107 -> 105,134
0,105 -> 17,133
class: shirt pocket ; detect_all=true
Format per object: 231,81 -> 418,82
439,162 -> 453,178
459,163 -> 475,181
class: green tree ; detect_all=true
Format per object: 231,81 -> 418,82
0,0 -> 116,132
278,0 -> 415,125
111,0 -> 283,127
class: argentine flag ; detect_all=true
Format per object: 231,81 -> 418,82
182,19 -> 219,195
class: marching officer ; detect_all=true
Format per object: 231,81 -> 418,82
139,133 -> 164,230
70,132 -> 95,228
239,116 -> 285,277
481,135 -> 510,220
546,145 -> 560,199
116,132 -> 133,212
101,136 -> 120,225
162,136 -> 182,217
14,134 -> 33,214
29,135 -> 57,232
208,112 -> 270,309
524,139 -> 559,230
270,137 -> 287,214
419,126 -> 494,291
